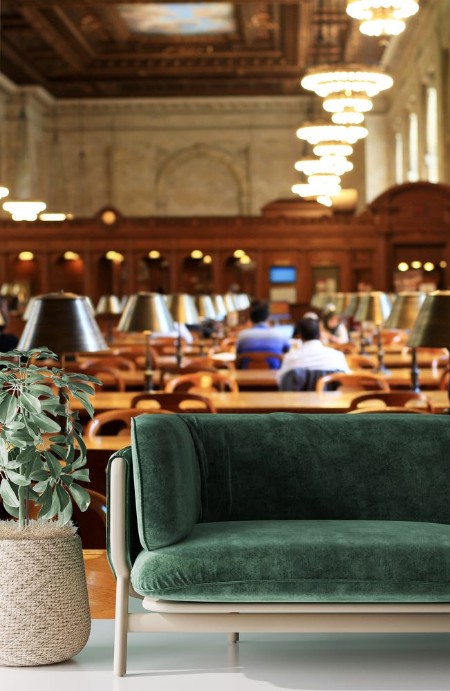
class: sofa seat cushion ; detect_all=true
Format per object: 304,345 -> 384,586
130,520 -> 450,602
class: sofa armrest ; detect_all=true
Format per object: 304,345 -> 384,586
107,447 -> 141,578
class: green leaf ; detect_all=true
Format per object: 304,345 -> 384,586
2,501 -> 19,519
69,468 -> 90,483
70,391 -> 94,418
44,450 -> 62,479
68,381 -> 96,396
69,482 -> 91,512
0,478 -> 20,507
57,485 -> 73,524
16,445 -> 40,466
28,412 -> 61,434
35,483 -> 52,510
48,443 -> 70,460
39,487 -> 60,520
71,453 -> 87,470
5,470 -> 31,487
29,384 -> 55,397
0,394 -> 18,424
33,479 -> 50,494
20,391 -> 42,414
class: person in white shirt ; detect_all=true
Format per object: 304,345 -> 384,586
277,317 -> 350,389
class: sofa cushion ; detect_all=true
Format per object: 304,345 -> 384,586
179,414 -> 450,524
131,414 -> 201,550
131,519 -> 450,602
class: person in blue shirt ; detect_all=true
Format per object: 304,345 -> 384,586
236,301 -> 290,369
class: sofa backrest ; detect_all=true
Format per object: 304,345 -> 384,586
131,413 -> 450,548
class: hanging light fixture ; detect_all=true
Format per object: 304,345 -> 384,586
0,186 -> 9,200
313,141 -> 354,157
346,0 -> 419,36
297,122 -> 368,145
292,179 -> 341,198
295,155 -> 353,177
301,65 -> 394,101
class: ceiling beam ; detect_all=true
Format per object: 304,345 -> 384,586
19,5 -> 86,71
0,38 -> 49,85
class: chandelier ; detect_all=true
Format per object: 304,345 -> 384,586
0,186 -> 9,200
313,141 -> 354,157
346,0 -> 419,36
301,65 -> 394,100
292,179 -> 341,198
295,155 -> 353,176
296,123 -> 368,145
3,200 -> 47,221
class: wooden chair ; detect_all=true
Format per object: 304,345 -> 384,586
78,356 -> 136,372
346,354 -> 377,370
316,372 -> 390,393
439,367 -> 450,391
85,408 -> 173,438
164,370 -> 239,394
78,366 -> 126,392
235,351 -> 283,370
348,407 -> 431,414
131,392 -> 217,414
348,391 -> 434,412
159,363 -> 218,389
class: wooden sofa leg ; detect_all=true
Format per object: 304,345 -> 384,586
114,577 -> 129,676
228,632 -> 239,644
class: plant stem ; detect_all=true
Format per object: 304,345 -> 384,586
18,485 -> 26,529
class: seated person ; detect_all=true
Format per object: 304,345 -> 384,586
277,317 -> 350,390
236,301 -> 290,369
321,310 -> 349,345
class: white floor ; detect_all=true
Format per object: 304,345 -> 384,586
1,620 -> 450,691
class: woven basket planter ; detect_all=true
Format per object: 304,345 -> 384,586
0,532 -> 91,666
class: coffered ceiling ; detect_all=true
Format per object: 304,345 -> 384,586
1,0 -> 387,98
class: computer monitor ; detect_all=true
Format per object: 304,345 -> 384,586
269,266 -> 297,284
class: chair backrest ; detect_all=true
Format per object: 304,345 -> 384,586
316,372 -> 390,393
235,351 -> 283,370
78,366 -> 126,392
279,368 -> 338,392
439,367 -> 450,391
348,391 -> 434,412
85,408 -> 173,438
164,370 -> 239,394
348,407 -> 432,414
131,391 -> 217,413
78,356 -> 136,372
346,354 -> 377,370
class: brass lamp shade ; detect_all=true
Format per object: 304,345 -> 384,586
407,291 -> 450,348
22,296 -> 38,321
118,292 -> 174,333
96,295 -> 122,316
384,292 -> 426,330
342,293 -> 360,319
196,295 -> 217,320
170,294 -> 199,324
212,295 -> 227,319
223,293 -> 238,313
235,293 -> 251,311
354,291 -> 391,325
0,311 -> 5,328
18,292 -> 108,353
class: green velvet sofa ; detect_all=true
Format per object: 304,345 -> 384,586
107,412 -> 450,676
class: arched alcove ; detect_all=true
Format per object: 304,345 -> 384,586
49,253 -> 85,294
98,253 -> 126,296
156,145 -> 246,216
181,254 -> 213,294
9,254 -> 40,302
137,253 -> 170,293
223,253 -> 256,296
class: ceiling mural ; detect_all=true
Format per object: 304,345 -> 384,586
0,0 -> 390,98
118,3 -> 237,36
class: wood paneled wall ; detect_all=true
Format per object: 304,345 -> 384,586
1,182 -> 449,306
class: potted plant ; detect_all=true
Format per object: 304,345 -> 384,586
0,347 -> 100,667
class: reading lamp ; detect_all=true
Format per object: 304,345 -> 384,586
118,292 -> 174,391
354,291 -> 392,370
169,294 -> 199,366
95,294 -> 122,344
18,292 -> 107,366
195,295 -> 217,354
383,291 -> 426,391
407,290 -> 450,408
